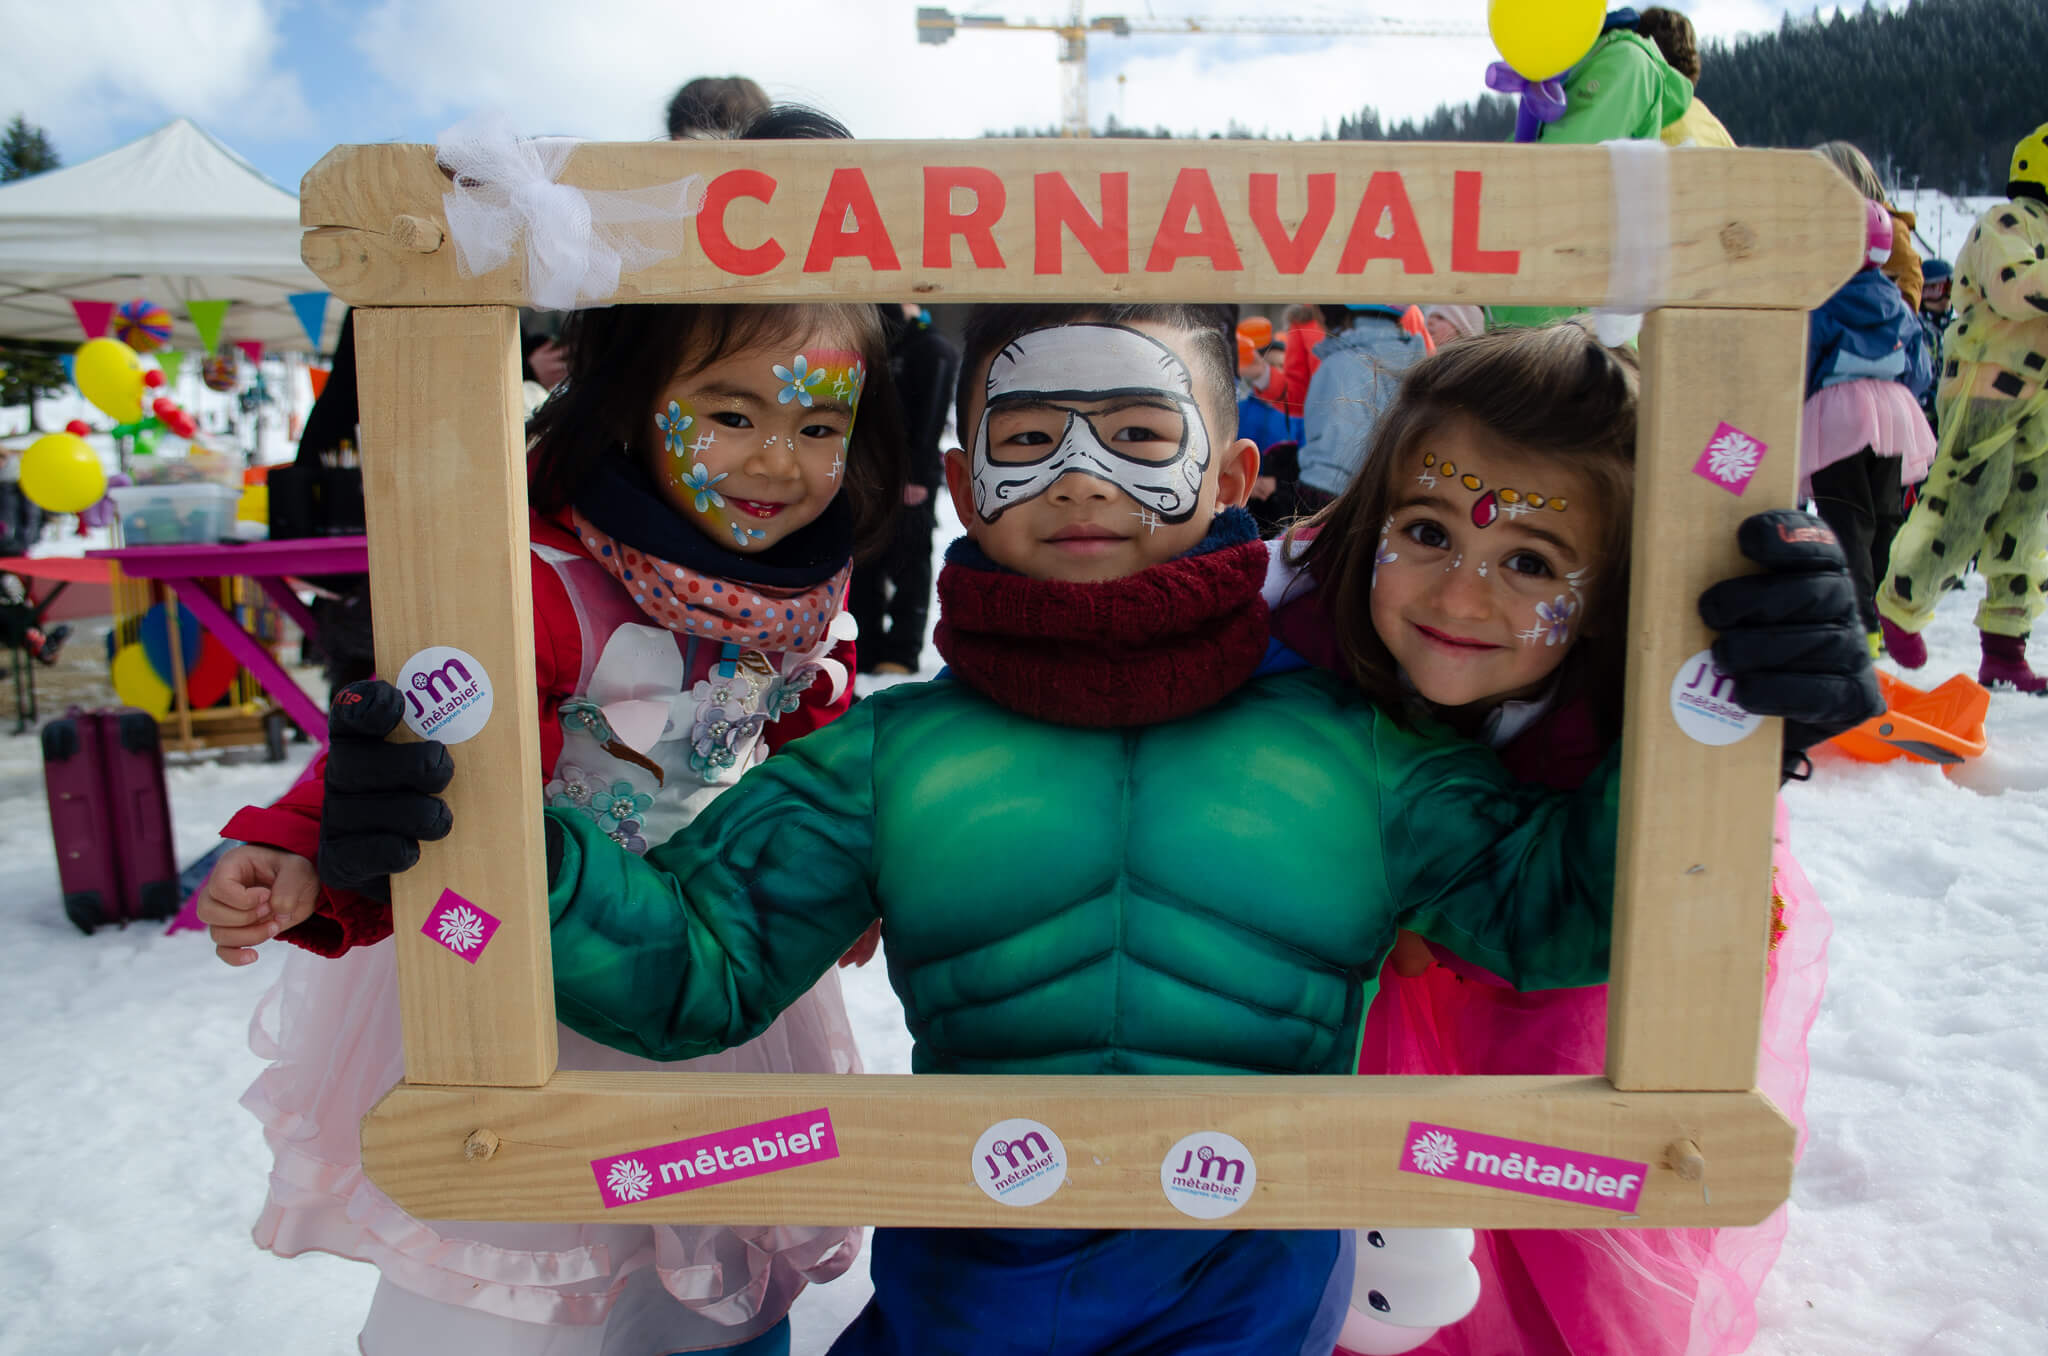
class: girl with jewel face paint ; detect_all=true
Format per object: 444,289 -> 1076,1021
1288,321 -> 1638,739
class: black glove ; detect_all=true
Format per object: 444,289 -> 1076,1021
318,680 -> 454,900
1696,510 -> 1884,779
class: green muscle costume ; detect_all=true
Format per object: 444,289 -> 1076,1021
545,668 -> 1618,1075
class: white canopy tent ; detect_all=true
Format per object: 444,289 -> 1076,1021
0,118 -> 342,354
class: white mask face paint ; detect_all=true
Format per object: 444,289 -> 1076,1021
971,324 -> 1212,524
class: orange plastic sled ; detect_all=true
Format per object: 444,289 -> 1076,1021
1827,670 -> 1989,767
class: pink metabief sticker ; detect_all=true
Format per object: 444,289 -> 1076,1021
1692,421 -> 1768,495
1400,1121 -> 1648,1213
421,888 -> 500,963
591,1109 -> 839,1208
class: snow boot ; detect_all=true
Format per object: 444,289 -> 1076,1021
1979,632 -> 2048,695
1880,617 -> 1927,669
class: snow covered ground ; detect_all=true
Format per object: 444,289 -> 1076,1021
2,520 -> 2045,1353
1890,190 -> 2005,270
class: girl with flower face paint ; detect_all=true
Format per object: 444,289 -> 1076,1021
201,291 -> 908,1356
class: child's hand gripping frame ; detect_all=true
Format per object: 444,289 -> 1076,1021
301,137 -> 1864,1230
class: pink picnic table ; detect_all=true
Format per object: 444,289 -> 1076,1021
87,537 -> 368,749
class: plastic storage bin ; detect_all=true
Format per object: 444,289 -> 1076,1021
109,484 -> 241,545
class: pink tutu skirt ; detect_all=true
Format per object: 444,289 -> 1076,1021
1800,379 -> 1937,500
242,936 -> 865,1353
1343,800 -> 1829,1356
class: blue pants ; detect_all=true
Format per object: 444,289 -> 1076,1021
829,1227 -> 1345,1355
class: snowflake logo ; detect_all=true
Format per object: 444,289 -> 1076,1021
655,401 -> 693,456
436,905 -> 486,953
1411,1130 -> 1459,1175
773,355 -> 828,407
606,1158 -> 654,1202
1704,430 -> 1761,482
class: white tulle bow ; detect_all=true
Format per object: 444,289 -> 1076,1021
435,113 -> 706,310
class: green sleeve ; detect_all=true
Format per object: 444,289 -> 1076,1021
544,698 -> 882,1061
1544,31 -> 1691,145
1371,717 -> 1619,990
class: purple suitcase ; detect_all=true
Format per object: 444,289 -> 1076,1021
42,708 -> 178,933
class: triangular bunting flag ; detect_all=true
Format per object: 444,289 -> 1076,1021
287,292 -> 331,351
71,299 -> 115,339
187,299 -> 231,355
157,351 -> 185,387
60,353 -> 75,383
235,340 -> 265,366
308,366 -> 330,400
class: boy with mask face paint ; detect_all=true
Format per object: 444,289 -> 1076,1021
311,303 -> 1878,1356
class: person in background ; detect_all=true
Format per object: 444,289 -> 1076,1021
1877,122 -> 2048,693
1488,10 -> 1695,330
1917,258 -> 1955,430
1634,6 -> 1737,147
1802,199 -> 1935,657
1422,305 -> 1484,351
1818,140 -> 1924,311
666,75 -> 771,139
850,303 -> 960,676
1296,304 -> 1428,510
1241,302 -> 1325,423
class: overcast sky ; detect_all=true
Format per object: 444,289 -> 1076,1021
3,0 -> 1888,193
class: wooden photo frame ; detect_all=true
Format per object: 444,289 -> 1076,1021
299,137 -> 1862,1230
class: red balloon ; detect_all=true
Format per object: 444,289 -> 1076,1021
64,419 -> 91,437
142,368 -> 166,389
152,396 -> 178,419
185,634 -> 240,709
171,415 -> 198,438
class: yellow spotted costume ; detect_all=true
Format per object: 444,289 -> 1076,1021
1879,124 -> 2048,643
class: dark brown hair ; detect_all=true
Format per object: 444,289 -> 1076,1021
666,76 -> 771,138
1635,7 -> 1701,82
526,303 -> 907,561
1290,322 -> 1640,736
953,302 -> 1240,443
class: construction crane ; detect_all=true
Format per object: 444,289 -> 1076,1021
915,5 -> 1485,137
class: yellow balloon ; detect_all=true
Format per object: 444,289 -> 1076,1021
74,337 -> 147,424
111,643 -> 173,719
1489,0 -> 1605,81
18,432 -> 108,514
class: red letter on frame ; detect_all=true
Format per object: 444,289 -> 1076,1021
1451,171 -> 1521,274
1034,172 -> 1130,274
1336,171 -> 1434,275
1145,168 -> 1243,272
1248,172 -> 1335,275
804,168 -> 902,273
699,170 -> 784,276
924,167 -> 1007,269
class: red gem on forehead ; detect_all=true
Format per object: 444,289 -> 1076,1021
1471,491 -> 1499,528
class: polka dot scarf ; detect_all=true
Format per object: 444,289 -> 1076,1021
571,509 -> 851,653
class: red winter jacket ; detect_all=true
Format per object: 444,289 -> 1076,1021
219,505 -> 856,956
1255,321 -> 1324,420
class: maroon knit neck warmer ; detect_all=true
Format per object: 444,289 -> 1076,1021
933,540 -> 1271,728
